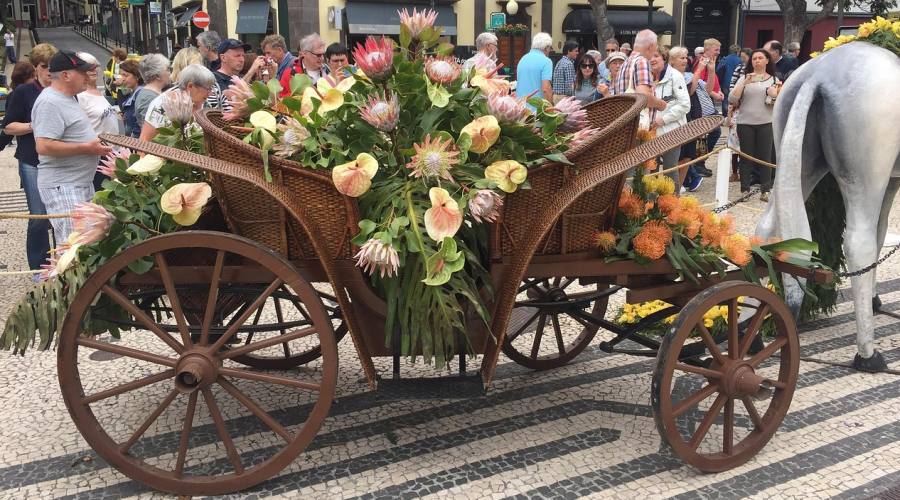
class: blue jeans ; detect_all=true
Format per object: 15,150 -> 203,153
5,46 -> 16,64
19,161 -> 51,270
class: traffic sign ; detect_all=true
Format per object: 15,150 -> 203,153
490,12 -> 506,29
192,10 -> 210,29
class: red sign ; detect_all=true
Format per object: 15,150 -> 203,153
192,10 -> 210,29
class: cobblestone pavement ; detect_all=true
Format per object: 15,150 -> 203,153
1,58 -> 899,498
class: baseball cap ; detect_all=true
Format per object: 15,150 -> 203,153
48,51 -> 97,72
217,38 -> 252,54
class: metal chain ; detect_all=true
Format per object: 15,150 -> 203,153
713,188 -> 761,213
837,244 -> 900,278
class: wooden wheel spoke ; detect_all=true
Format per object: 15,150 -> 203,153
101,284 -> 184,354
517,278 -> 541,294
201,388 -> 244,474
218,378 -> 294,443
558,277 -> 575,290
77,337 -> 177,367
551,314 -> 566,355
243,307 -> 265,346
210,279 -> 284,352
723,398 -> 734,454
674,363 -> 722,380
174,392 -> 198,477
83,369 -> 175,404
727,299 -> 739,359
530,314 -> 547,359
565,310 -> 593,329
764,379 -> 787,390
508,309 -> 541,343
120,389 -> 179,454
220,366 -> 320,392
220,326 -> 316,360
673,383 -> 718,417
748,337 -> 787,368
741,396 -> 763,429
697,323 -> 727,365
273,297 -> 292,359
739,304 -> 771,359
154,253 -> 192,347
199,250 -> 226,345
688,392 -> 728,450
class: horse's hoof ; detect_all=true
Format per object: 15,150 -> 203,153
873,295 -> 882,312
853,350 -> 888,373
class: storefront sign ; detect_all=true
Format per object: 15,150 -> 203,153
149,1 -> 161,14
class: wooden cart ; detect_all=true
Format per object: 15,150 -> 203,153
58,95 -> 829,495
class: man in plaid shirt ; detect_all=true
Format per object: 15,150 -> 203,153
613,30 -> 668,117
552,40 -> 580,98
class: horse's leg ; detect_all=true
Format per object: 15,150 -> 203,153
872,178 -> 900,312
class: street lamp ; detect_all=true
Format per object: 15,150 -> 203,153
506,0 -> 519,15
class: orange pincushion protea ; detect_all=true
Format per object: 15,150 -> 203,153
618,188 -> 646,220
593,231 -> 617,254
685,220 -> 702,239
656,194 -> 679,215
721,234 -> 752,266
633,221 -> 672,260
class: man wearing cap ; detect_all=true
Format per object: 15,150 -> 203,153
32,51 -> 112,242
214,38 -> 249,93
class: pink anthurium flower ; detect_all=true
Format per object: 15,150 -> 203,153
160,182 -> 213,226
332,153 -> 379,197
423,187 -> 462,241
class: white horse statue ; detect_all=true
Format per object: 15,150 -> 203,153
756,41 -> 900,371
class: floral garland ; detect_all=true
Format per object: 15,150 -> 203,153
219,9 -> 594,367
811,16 -> 900,58
1,93 -> 213,353
492,24 -> 529,35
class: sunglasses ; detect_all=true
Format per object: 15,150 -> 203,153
580,64 -> 595,68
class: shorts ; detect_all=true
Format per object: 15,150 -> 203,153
38,183 -> 95,245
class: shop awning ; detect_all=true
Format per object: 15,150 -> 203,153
235,1 -> 270,34
174,4 -> 200,28
345,3 -> 457,36
562,8 -> 676,36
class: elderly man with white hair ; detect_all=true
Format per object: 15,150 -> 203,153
612,29 -> 668,117
279,33 -> 328,88
463,32 -> 498,74
516,32 -> 554,105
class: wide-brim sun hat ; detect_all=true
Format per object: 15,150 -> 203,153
605,51 -> 627,64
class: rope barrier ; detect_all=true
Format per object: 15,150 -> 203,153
0,269 -> 41,276
642,146 -> 776,179
0,212 -> 71,220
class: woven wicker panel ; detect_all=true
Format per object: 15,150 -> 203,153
197,111 -> 357,261
492,96 -> 642,258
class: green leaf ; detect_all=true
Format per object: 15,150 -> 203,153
358,219 -> 377,236
251,80 -> 270,102
404,229 -> 422,252
435,42 -> 455,56
760,238 -> 819,255
267,78 -> 283,99
290,73 -> 313,95
543,152 -> 573,165
399,24 -> 411,49
427,82 -> 451,108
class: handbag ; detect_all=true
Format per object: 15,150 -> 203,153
695,81 -> 717,117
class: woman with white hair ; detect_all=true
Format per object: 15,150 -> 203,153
76,52 -> 123,190
463,32 -> 498,74
135,53 -> 172,128
140,64 -> 216,142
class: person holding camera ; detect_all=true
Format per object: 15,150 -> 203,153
728,49 -> 781,202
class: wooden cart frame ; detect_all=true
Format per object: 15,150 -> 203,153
54,95 -> 829,495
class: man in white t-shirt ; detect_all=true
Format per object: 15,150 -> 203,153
4,30 -> 16,64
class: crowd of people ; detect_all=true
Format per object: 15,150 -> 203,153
1,27 -> 802,276
515,30 -> 802,198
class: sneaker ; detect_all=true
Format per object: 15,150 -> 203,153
696,166 -> 713,177
685,176 -> 703,192
679,186 -> 686,195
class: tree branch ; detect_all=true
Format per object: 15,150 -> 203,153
810,0 -> 840,25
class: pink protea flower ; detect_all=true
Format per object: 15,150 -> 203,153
486,92 -> 529,124
398,8 -> 438,39
569,127 -> 600,149
223,76 -> 254,120
353,36 -> 395,82
468,189 -> 503,223
161,88 -> 195,124
273,117 -> 311,157
98,148 -> 131,178
406,134 -> 459,182
360,92 -> 400,132
70,202 -> 115,245
425,56 -> 462,85
39,243 -> 81,281
550,96 -> 588,133
355,238 -> 400,278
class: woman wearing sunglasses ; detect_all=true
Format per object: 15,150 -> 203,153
573,54 -> 602,104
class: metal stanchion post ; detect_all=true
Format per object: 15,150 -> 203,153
715,148 -> 732,212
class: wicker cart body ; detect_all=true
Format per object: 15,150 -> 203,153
56,95 -> 830,495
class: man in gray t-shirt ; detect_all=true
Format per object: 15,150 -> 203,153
33,51 -> 112,242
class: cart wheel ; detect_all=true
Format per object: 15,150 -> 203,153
502,277 -> 611,370
58,232 -> 337,496
651,281 -> 799,472
230,289 -> 348,370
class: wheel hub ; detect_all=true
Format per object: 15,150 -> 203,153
719,361 -> 768,399
174,350 -> 219,393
